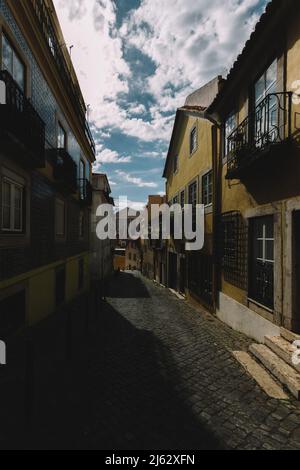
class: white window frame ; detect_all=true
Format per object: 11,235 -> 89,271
202,170 -> 213,207
173,155 -> 178,174
256,222 -> 274,264
57,122 -> 67,150
2,33 -> 26,92
190,126 -> 197,155
1,177 -> 24,233
224,111 -> 237,159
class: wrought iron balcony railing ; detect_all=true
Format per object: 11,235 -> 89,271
226,92 -> 293,179
47,148 -> 78,193
30,0 -> 95,156
0,70 -> 45,167
79,178 -> 93,206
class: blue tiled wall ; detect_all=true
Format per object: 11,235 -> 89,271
0,0 -> 87,173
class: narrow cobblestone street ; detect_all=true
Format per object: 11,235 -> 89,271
2,271 -> 300,450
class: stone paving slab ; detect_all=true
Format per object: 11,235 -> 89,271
0,271 -> 299,449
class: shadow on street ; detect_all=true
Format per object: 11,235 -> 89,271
0,272 -> 223,450
108,271 -> 151,299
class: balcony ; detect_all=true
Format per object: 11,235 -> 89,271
226,92 -> 293,180
0,70 -> 45,167
30,0 -> 95,157
47,148 -> 78,193
79,178 -> 93,206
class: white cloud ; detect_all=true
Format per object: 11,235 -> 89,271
121,0 -> 265,106
54,0 -> 268,145
54,0 -> 130,112
116,170 -> 158,188
127,102 -> 146,115
95,147 -> 132,164
114,199 -> 147,211
141,150 -> 164,159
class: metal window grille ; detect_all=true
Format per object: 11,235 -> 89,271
218,211 -> 247,289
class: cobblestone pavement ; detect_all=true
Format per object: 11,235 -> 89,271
1,271 -> 300,449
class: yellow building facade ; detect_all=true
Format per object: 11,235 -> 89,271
208,0 -> 300,339
163,77 -> 221,309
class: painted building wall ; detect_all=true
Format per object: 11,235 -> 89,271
0,0 -> 93,331
0,0 -> 90,172
216,2 -> 300,334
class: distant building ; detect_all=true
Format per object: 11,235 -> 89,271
125,240 -> 141,271
141,195 -> 167,285
114,247 -> 126,271
91,173 -> 114,284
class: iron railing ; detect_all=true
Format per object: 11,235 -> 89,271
30,0 -> 95,156
78,178 -> 93,206
48,148 -> 78,192
0,70 -> 45,166
226,92 -> 293,178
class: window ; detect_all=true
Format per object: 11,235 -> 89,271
48,35 -> 55,56
79,211 -> 84,238
202,171 -> 213,206
188,181 -> 197,207
133,254 -> 136,262
2,34 -> 25,91
57,122 -> 67,149
180,190 -> 185,208
55,199 -> 65,237
254,60 -> 278,146
190,126 -> 197,155
79,159 -> 86,179
173,155 -> 178,174
188,181 -> 197,231
1,178 -> 24,232
225,112 -> 237,158
173,195 -> 178,205
255,60 -> 277,106
249,216 -> 274,309
129,253 -> 132,260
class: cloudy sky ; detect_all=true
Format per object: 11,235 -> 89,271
53,0 -> 269,209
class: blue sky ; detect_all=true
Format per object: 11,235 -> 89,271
54,0 -> 269,209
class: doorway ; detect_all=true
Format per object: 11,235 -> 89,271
179,257 -> 186,295
293,211 -> 300,332
168,252 -> 177,290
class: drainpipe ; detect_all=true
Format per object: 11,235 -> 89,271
206,113 -> 222,314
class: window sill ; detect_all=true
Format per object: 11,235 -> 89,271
248,298 -> 274,323
204,204 -> 213,215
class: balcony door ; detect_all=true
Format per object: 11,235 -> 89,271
254,60 -> 278,147
249,216 -> 274,310
79,159 -> 85,180
79,159 -> 85,199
